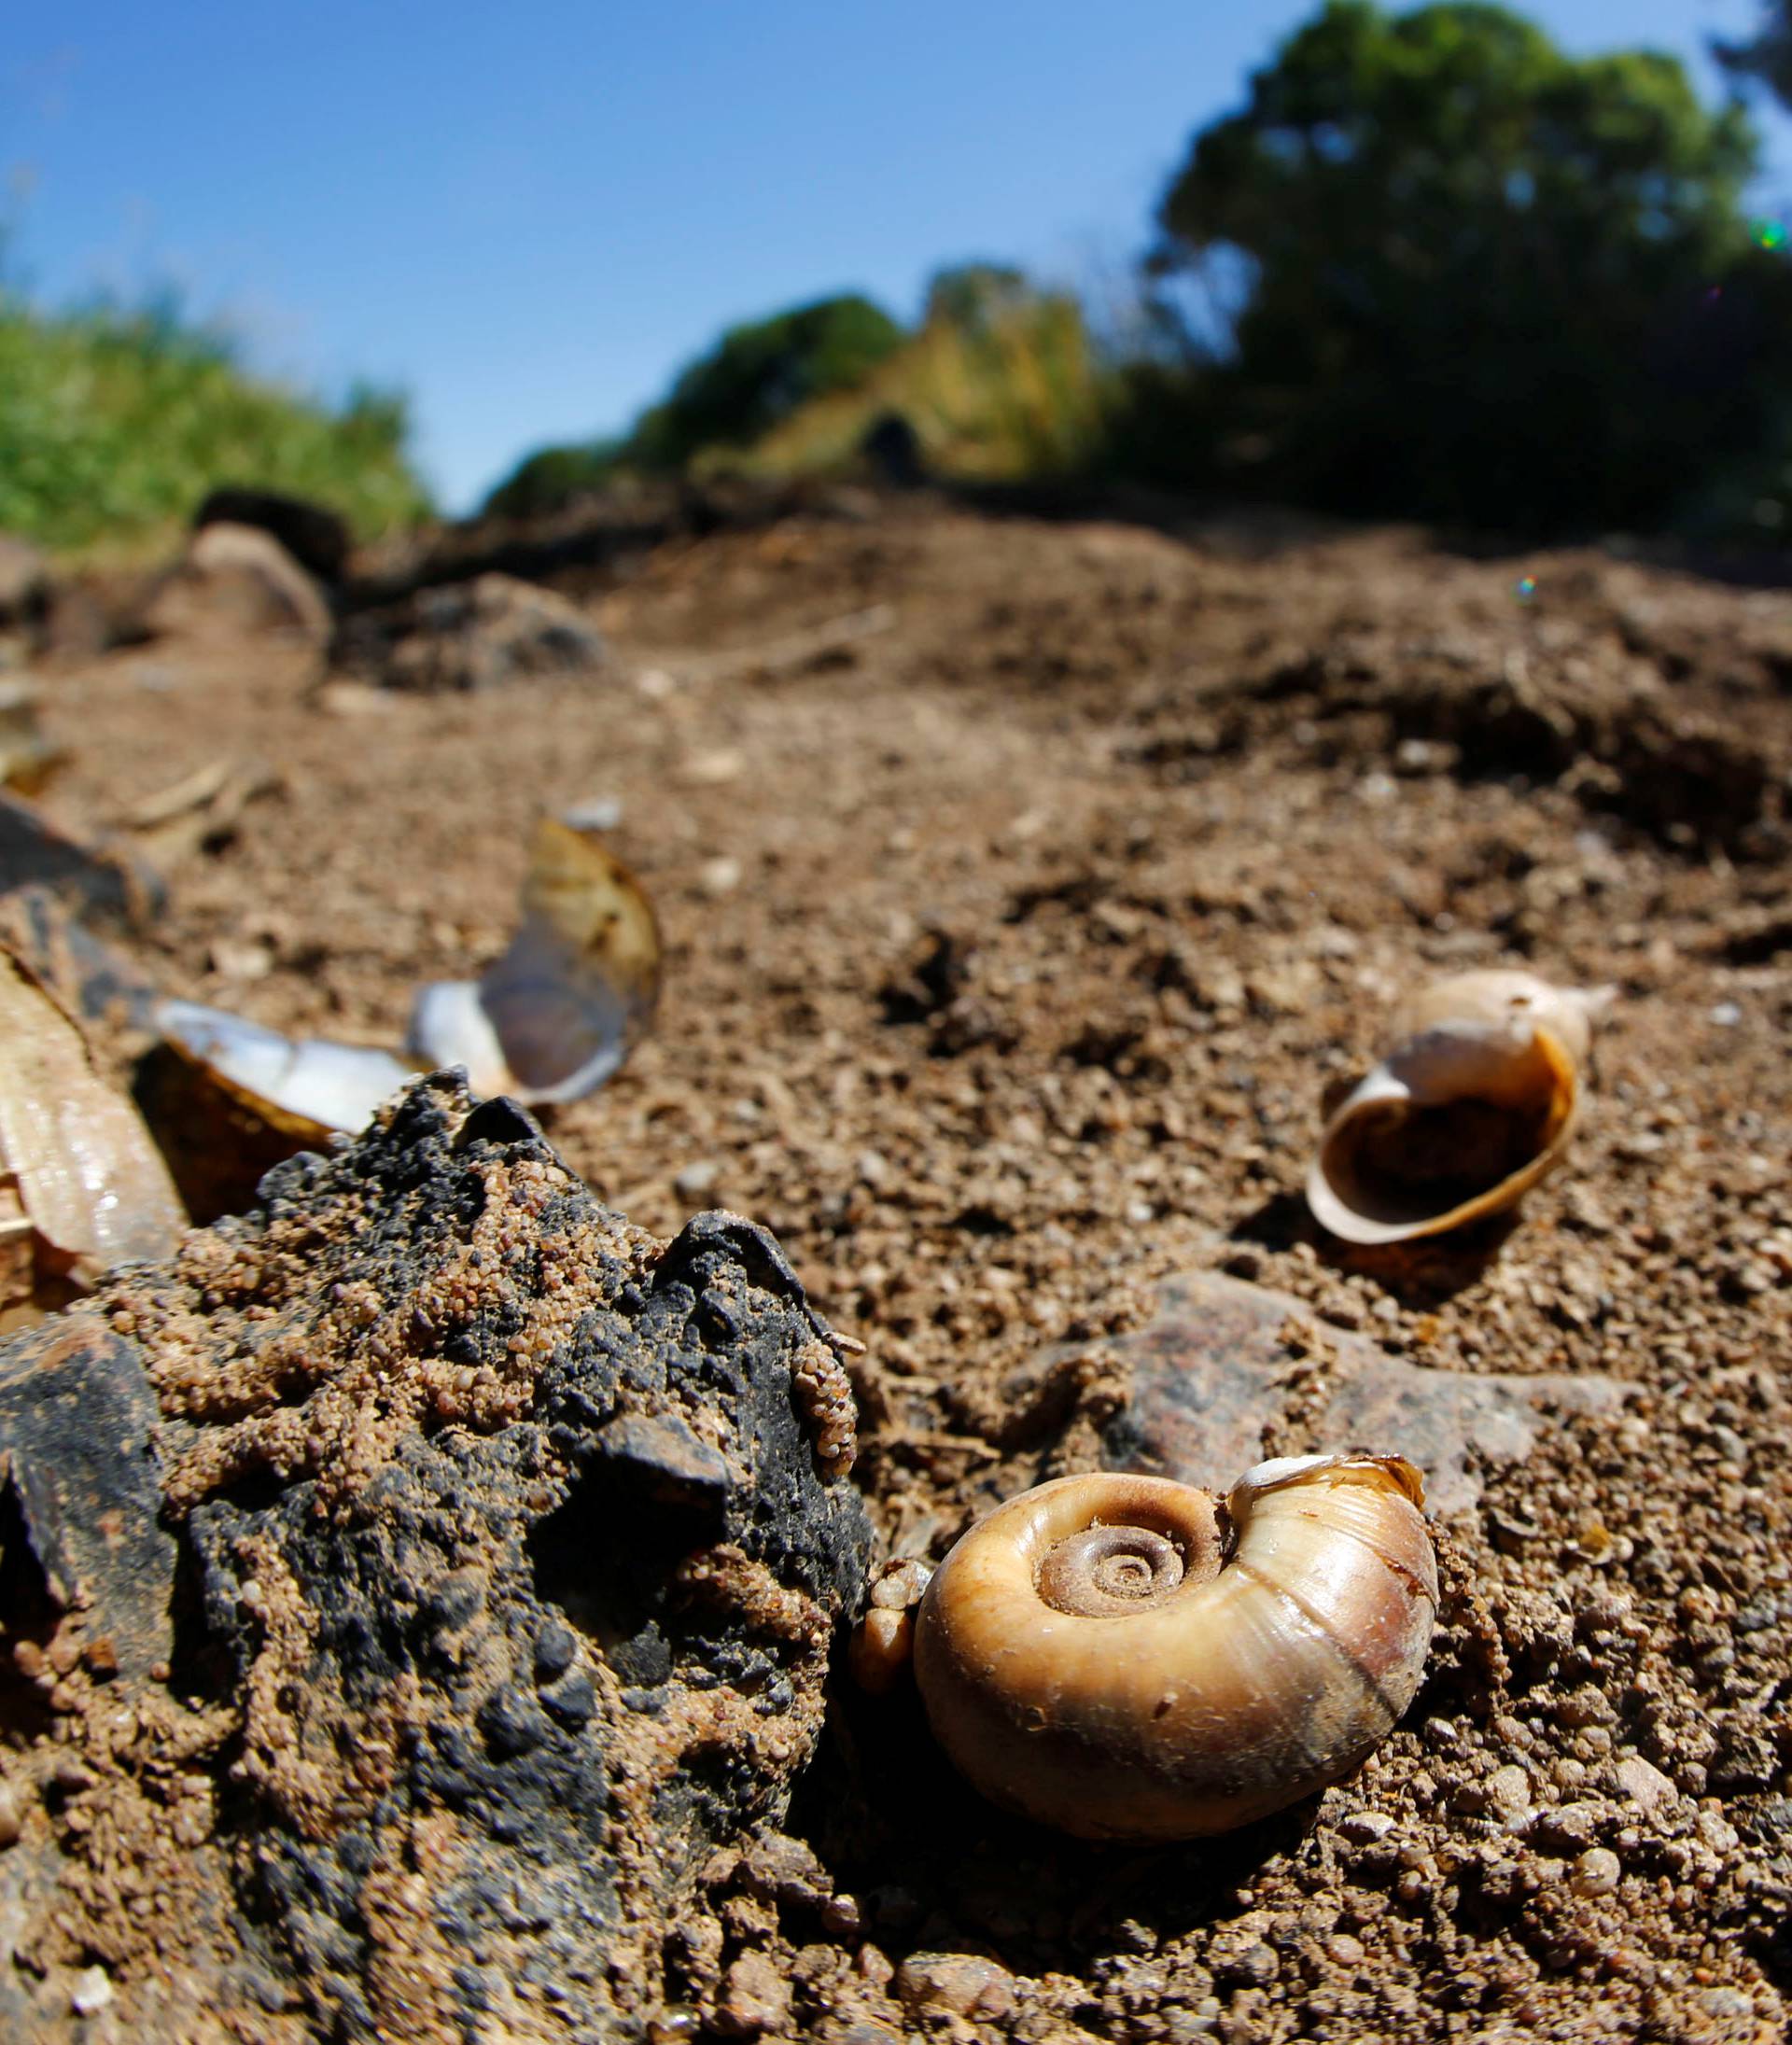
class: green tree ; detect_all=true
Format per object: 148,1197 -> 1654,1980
1151,1 -> 1771,530
481,438 -> 624,520
626,293 -> 904,469
1715,2 -> 1792,106
923,263 -> 1031,334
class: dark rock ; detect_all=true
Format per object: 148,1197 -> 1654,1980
0,1073 -> 870,2038
1089,1269 -> 1623,1514
861,413 -> 925,487
0,792 -> 161,931
0,535 -> 49,628
0,884 -> 160,1031
337,572 -> 607,693
0,1318 -> 175,1682
194,488 -> 352,584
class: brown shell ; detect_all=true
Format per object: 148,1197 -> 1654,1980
1307,970 -> 1608,1245
912,1457 -> 1436,1840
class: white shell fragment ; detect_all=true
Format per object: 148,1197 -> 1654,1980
1307,970 -> 1613,1245
0,947 -> 185,1293
156,1001 -> 415,1140
408,818 -> 661,1105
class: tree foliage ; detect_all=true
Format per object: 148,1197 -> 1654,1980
481,438 -> 625,520
626,293 -> 904,470
1151,1 -> 1779,530
1715,1 -> 1792,108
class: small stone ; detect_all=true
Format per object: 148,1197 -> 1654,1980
717,1952 -> 791,2036
740,1830 -> 832,1910
0,1780 -> 21,1847
895,1952 -> 1015,2022
70,1966 -> 114,2017
1485,1764 -> 1533,1815
1522,1800 -> 1600,1851
561,795 -> 623,833
674,1160 -> 721,1199
1337,1809 -> 1396,1842
1701,1987 -> 1756,2019
1572,1847 -> 1621,1898
1614,1756 -> 1677,1813
868,1558 -> 933,1611
315,679 -> 396,718
1709,1001 -> 1743,1028
680,748 -> 745,788
698,856 -> 743,898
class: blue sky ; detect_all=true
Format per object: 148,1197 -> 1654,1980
6,2 -> 1789,511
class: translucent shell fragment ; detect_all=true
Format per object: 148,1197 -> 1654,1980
0,946 -> 185,1302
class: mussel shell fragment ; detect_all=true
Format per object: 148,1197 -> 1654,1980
0,945 -> 185,1302
154,1001 -> 415,1144
408,818 -> 661,1104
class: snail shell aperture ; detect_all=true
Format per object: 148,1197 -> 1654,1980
911,1456 -> 1436,1840
1306,969 -> 1613,1245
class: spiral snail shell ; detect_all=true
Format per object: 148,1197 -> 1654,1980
910,1455 -> 1436,1840
1306,969 -> 1613,1245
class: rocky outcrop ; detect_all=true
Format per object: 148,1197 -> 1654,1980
0,1076 -> 869,2040
141,523 -> 332,646
336,572 -> 607,692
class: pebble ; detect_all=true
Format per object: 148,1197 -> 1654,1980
718,1952 -> 791,2035
1485,1764 -> 1533,1815
895,1952 -> 1016,2021
561,794 -> 623,832
674,1160 -> 721,1199
1573,1847 -> 1622,1898
698,856 -> 743,897
1709,1001 -> 1743,1027
1337,1809 -> 1396,1842
70,1966 -> 113,2017
1614,1756 -> 1677,1812
680,748 -> 745,787
0,1781 -> 21,1847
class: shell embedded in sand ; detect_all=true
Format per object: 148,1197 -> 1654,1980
155,1001 -> 414,1142
1306,969 -> 1612,1245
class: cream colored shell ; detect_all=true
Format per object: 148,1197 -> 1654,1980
1307,969 -> 1611,1245
911,1455 -> 1437,1840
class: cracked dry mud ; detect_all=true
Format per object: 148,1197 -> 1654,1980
3,493 -> 1792,2040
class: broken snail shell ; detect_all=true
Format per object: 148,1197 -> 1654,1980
1307,969 -> 1612,1245
911,1456 -> 1436,1840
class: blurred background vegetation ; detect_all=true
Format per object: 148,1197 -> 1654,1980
9,0 -> 1792,554
0,293 -> 430,553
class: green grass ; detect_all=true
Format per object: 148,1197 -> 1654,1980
0,297 -> 432,555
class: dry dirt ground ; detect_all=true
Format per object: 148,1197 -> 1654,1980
22,494 -> 1792,2040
